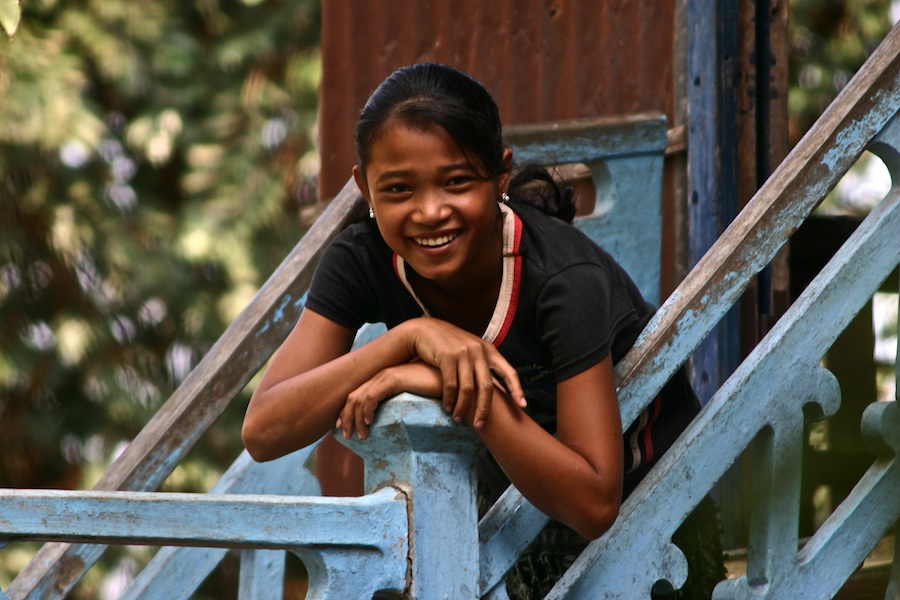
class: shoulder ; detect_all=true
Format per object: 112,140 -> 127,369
509,201 -> 618,282
328,220 -> 391,257
314,220 -> 396,280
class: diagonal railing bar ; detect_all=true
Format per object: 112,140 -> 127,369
550,150 -> 900,599
616,20 -> 900,427
478,21 -> 900,596
8,181 -> 363,599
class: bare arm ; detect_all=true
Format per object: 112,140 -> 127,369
242,309 -> 404,461
242,309 -> 526,462
328,351 -> 623,538
471,355 -> 624,540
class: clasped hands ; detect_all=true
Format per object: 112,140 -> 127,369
336,318 -> 527,440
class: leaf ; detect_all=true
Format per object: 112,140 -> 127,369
0,0 -> 20,37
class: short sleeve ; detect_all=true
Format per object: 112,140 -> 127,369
306,227 -> 381,330
536,262 -> 638,381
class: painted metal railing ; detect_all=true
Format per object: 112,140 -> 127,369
1,22 -> 899,599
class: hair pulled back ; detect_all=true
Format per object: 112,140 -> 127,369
354,63 -> 575,223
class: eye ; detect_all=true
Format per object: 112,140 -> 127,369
446,174 -> 472,187
381,183 -> 411,194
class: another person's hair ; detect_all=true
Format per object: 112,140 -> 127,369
354,62 -> 575,223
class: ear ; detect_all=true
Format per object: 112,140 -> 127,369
352,165 -> 372,205
498,148 -> 514,194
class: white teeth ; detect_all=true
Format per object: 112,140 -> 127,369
413,233 -> 458,247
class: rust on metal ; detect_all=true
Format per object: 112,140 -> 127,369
318,0 -> 675,203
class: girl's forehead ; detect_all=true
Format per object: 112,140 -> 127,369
368,120 -> 465,164
375,117 -> 450,145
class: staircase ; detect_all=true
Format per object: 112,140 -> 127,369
0,22 -> 898,600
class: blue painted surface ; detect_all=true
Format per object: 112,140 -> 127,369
550,132 -> 900,598
1,38 -> 899,598
506,114 -> 667,305
342,395 -> 482,599
121,448 -> 319,600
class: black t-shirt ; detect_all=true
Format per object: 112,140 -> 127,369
307,201 -> 656,424
307,200 -> 699,496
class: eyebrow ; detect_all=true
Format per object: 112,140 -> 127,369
374,162 -> 473,184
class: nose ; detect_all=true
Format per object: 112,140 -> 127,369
412,189 -> 451,224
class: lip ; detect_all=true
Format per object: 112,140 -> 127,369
409,229 -> 461,249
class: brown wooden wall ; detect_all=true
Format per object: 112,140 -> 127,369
318,0 -> 676,203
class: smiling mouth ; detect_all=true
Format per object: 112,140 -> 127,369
412,232 -> 459,247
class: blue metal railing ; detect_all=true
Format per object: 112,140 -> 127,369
1,22 -> 899,599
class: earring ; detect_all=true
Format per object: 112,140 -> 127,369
368,206 -> 375,219
500,192 -> 510,203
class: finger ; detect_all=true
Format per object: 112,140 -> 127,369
355,394 -> 369,440
339,403 -> 355,440
452,355 -> 475,424
492,359 -> 527,408
362,400 -> 377,433
472,360 -> 495,428
440,361 -> 459,414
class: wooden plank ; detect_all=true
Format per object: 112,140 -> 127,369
686,0 -> 741,406
238,550 -> 285,600
551,151 -> 900,598
8,180 -> 363,599
478,487 -> 549,596
3,487 -> 408,600
614,22 -> 900,429
503,112 -> 668,162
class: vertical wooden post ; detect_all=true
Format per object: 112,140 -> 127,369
687,0 -> 790,549
686,0 -> 741,407
239,550 -> 286,600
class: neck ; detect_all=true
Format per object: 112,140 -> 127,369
409,212 -> 504,334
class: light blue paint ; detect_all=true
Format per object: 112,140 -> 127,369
342,395 -> 482,599
550,156 -> 900,599
122,448 -> 320,600
2,54 -> 899,600
506,114 -> 667,305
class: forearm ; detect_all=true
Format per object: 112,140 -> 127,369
471,392 -> 622,539
243,321 -> 417,461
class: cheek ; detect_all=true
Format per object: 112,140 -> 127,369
373,209 -> 405,243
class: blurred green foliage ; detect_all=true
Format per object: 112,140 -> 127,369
0,0 -> 20,36
1,1 -> 320,595
789,0 -> 896,215
788,0 -> 896,144
0,0 -> 895,596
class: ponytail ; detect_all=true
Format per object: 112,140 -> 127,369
508,164 -> 577,224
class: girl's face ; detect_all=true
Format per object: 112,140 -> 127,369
353,120 -> 510,289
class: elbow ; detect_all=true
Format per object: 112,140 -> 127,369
241,414 -> 279,463
569,491 -> 621,540
574,502 -> 619,540
575,503 -> 619,540
242,402 -> 318,463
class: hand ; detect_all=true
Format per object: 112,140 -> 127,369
337,361 -> 443,440
401,318 -> 527,428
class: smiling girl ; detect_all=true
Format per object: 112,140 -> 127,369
242,62 -> 721,598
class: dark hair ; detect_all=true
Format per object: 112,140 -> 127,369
354,62 -> 575,223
